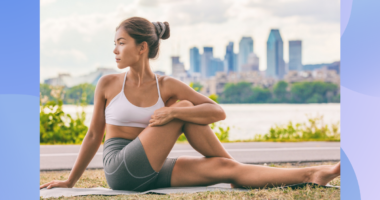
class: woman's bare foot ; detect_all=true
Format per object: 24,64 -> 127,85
308,162 -> 341,186
231,183 -> 243,188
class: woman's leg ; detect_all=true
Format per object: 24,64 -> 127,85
138,99 -> 230,172
139,100 -> 340,188
177,100 -> 233,159
138,101 -> 192,172
172,100 -> 239,188
171,156 -> 341,188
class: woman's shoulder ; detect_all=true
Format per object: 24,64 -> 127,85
157,74 -> 180,85
96,73 -> 124,92
157,74 -> 190,94
157,75 -> 180,89
98,73 -> 123,85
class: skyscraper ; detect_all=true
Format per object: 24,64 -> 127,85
233,53 -> 238,72
190,47 -> 200,74
289,40 -> 302,71
266,29 -> 285,79
224,42 -> 235,73
201,47 -> 213,78
208,58 -> 224,77
171,56 -> 186,77
238,37 -> 254,72
241,53 -> 259,72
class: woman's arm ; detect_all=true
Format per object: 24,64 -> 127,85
66,76 -> 109,186
66,131 -> 104,187
162,76 -> 226,125
40,75 -> 109,189
170,103 -> 225,125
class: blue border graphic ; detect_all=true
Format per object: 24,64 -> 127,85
341,0 -> 380,199
0,0 -> 379,199
0,1 -> 40,199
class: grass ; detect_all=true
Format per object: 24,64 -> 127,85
40,162 -> 340,200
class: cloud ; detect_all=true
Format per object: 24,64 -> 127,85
138,0 -> 184,7
245,0 -> 339,23
138,0 -> 160,7
41,0 -> 57,7
45,49 -> 88,61
162,0 -> 233,26
40,4 -> 139,44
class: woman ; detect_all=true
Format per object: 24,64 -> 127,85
40,17 -> 340,192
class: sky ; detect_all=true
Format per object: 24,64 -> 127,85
40,0 -> 340,83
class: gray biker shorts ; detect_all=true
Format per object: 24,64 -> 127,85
103,137 -> 177,191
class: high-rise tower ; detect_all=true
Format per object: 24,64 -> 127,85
288,40 -> 302,71
238,37 -> 254,72
224,42 -> 235,73
190,47 -> 200,74
201,47 -> 213,78
171,56 -> 186,77
266,29 -> 285,79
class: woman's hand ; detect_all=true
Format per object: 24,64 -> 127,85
149,107 -> 174,126
40,179 -> 73,190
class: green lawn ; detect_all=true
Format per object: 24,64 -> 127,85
40,162 -> 340,200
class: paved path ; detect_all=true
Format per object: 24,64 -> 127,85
40,142 -> 340,171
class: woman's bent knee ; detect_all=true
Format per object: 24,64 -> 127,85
214,157 -> 238,169
213,158 -> 239,183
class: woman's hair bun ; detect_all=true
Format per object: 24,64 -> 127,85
160,21 -> 170,40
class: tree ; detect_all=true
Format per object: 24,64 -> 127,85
273,81 -> 289,102
250,87 -> 272,103
290,81 -> 339,103
64,83 -> 95,105
220,82 -> 253,103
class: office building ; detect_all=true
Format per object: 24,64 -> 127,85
201,47 -> 213,78
171,56 -> 186,77
208,58 -> 224,77
241,53 -> 259,72
238,37 -> 254,72
189,47 -> 201,74
266,29 -> 285,79
224,42 -> 235,73
289,40 -> 302,71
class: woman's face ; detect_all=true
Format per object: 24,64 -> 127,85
113,28 -> 145,69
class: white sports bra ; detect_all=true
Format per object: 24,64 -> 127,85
105,72 -> 165,128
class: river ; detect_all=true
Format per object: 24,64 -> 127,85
60,103 -> 340,140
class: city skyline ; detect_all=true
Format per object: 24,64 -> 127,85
40,0 -> 340,83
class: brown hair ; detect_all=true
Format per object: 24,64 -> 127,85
116,17 -> 170,59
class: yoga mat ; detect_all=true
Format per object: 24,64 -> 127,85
40,183 -> 339,198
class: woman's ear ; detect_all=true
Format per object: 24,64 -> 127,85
139,41 -> 148,55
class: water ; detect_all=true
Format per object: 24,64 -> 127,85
61,103 -> 340,140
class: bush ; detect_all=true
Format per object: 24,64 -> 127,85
210,122 -> 230,142
253,115 -> 340,142
40,99 -> 88,144
40,87 -> 88,144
